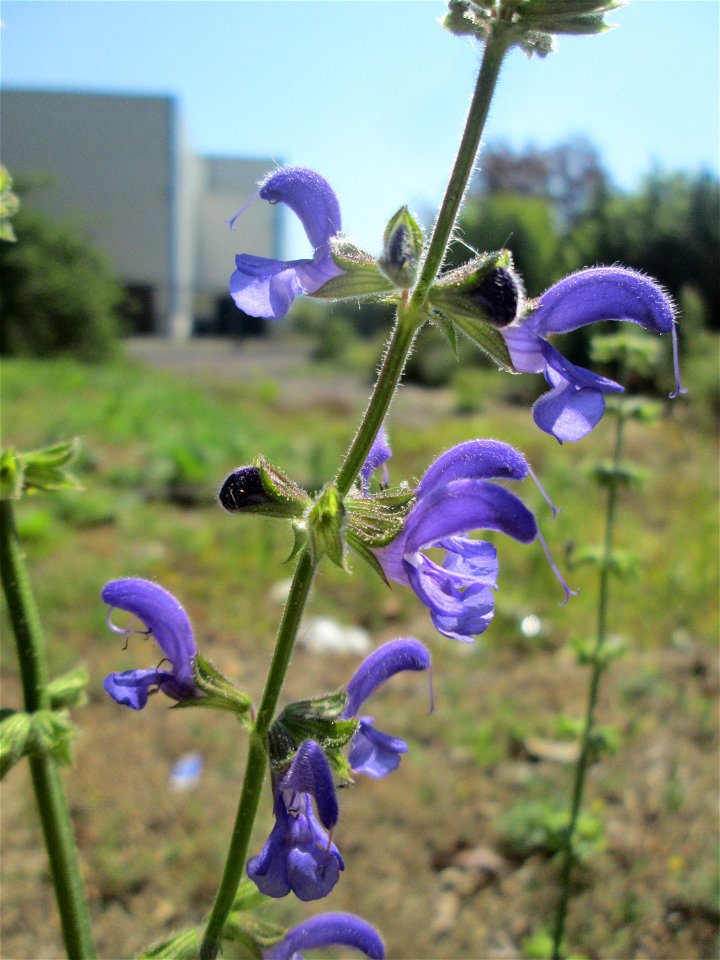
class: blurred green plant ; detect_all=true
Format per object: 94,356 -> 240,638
0,201 -> 124,361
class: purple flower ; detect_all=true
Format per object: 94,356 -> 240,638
374,440 -> 572,644
247,740 -> 344,901
264,912 -> 384,960
102,578 -> 198,710
502,266 -> 684,443
343,638 -> 431,779
229,167 -> 343,319
359,424 -> 392,495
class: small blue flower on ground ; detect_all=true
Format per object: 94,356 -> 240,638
264,912 -> 384,960
373,440 -> 573,643
247,740 -> 344,901
229,167 -> 343,319
342,637 -> 431,778
102,578 -> 198,710
501,266 -> 684,442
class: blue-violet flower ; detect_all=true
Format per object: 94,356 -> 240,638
247,740 -> 344,901
343,637 -> 431,778
501,266 -> 684,443
373,439 -> 572,643
229,167 -> 343,319
102,578 -> 198,710
264,912 -> 384,960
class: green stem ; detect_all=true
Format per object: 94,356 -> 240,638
199,28 -> 514,959
550,409 -> 626,960
336,29 -> 513,498
199,549 -> 315,960
411,28 -> 513,309
335,305 -> 421,497
0,498 -> 96,960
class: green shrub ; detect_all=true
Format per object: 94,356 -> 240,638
0,204 -> 124,361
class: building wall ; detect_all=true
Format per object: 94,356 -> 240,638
0,89 -> 280,338
194,157 -> 280,332
1,89 -> 178,333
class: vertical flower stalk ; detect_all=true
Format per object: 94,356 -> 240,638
335,27 -> 513,496
550,401 -> 627,960
201,27 -> 515,958
0,499 -> 96,959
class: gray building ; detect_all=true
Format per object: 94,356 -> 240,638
0,89 -> 281,337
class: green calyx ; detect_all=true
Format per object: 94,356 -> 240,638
306,482 -> 348,569
312,237 -> 398,302
1,439 -> 82,501
345,484 -> 415,585
443,0 -> 620,56
269,691 -> 359,778
428,251 -> 517,371
171,655 -> 252,724
378,206 -> 424,289
218,456 -> 310,519
0,707 -> 78,778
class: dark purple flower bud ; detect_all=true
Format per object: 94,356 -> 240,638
218,458 -> 309,518
229,167 -> 344,319
264,912 -> 384,960
247,741 -> 344,902
502,266 -> 684,442
374,440 -> 574,642
343,638 -> 431,779
102,578 -> 198,709
466,266 -> 520,328
218,466 -> 269,512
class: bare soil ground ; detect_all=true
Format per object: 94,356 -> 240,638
2,339 -> 717,960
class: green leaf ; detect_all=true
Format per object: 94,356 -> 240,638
431,310 -> 460,359
590,461 -> 647,489
0,449 -> 24,500
12,438 -> 84,497
137,928 -> 200,959
435,308 -> 515,371
0,710 -> 33,778
48,664 -> 89,709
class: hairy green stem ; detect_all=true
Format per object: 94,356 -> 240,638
0,498 -> 96,960
200,29 -> 513,958
200,549 -> 315,960
411,28 -> 512,308
336,30 -> 512,497
551,409 -> 626,960
335,305 -> 421,497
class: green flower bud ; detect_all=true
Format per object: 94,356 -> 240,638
378,206 -> 423,289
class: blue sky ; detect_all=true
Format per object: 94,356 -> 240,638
2,1 -> 718,257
